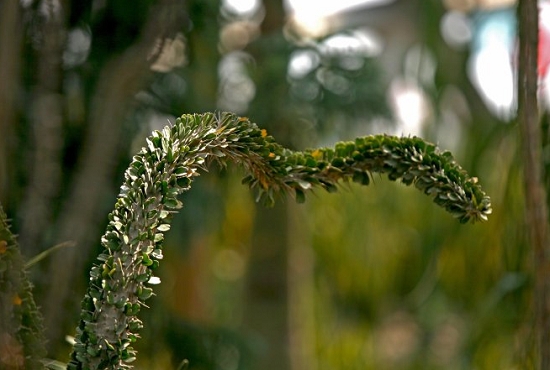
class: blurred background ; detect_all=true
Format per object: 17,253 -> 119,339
0,0 -> 538,368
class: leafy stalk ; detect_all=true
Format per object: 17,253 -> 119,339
0,207 -> 47,370
68,112 -> 491,369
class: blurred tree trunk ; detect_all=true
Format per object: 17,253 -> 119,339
40,0 -> 186,352
42,49 -> 152,349
0,1 -> 23,205
244,1 -> 292,369
246,203 -> 291,370
287,203 -> 317,370
18,0 -> 66,259
517,1 -> 550,368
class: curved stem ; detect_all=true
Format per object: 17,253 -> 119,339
68,112 -> 491,369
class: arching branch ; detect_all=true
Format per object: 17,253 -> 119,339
68,112 -> 491,369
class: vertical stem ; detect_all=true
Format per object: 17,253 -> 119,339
517,1 -> 550,368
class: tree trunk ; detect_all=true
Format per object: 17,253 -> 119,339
0,1 -> 23,205
18,0 -> 66,258
517,1 -> 550,368
246,202 -> 290,370
41,0 -> 185,350
244,1 -> 293,368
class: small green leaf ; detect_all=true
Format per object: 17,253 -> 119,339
147,276 -> 161,285
163,197 -> 181,208
177,177 -> 191,188
141,253 -> 153,266
295,188 -> 306,203
352,171 -> 370,186
151,249 -> 163,259
128,318 -> 143,332
138,287 -> 154,300
122,356 -> 137,363
154,233 -> 164,243
89,288 -> 101,300
136,273 -> 150,283
157,224 -> 170,232
146,138 -> 156,153
296,179 -> 312,190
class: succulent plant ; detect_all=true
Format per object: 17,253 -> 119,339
65,112 -> 490,369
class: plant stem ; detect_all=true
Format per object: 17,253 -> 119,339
0,207 -> 47,369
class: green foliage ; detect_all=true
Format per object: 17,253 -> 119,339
0,207 -> 47,369
68,112 -> 490,369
